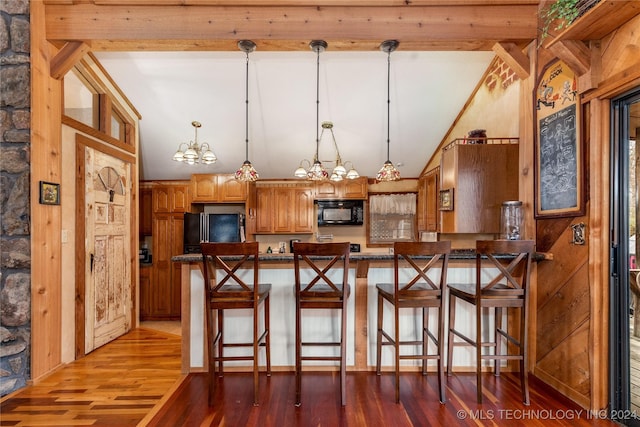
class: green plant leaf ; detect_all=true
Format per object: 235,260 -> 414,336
541,0 -> 581,41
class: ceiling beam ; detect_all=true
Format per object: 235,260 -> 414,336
492,42 -> 530,79
44,3 -> 538,52
50,41 -> 91,79
44,1 -> 539,6
548,39 -> 591,76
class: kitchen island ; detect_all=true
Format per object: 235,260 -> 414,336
172,250 -> 541,374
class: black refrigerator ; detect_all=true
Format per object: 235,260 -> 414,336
183,213 -> 244,253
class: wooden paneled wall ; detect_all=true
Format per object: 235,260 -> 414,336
30,0 -> 63,382
535,212 -> 592,408
533,13 -> 640,411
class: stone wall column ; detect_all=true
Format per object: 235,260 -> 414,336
0,0 -> 31,396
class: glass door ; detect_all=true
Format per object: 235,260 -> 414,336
611,88 -> 640,425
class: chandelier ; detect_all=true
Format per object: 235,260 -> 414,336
376,40 -> 401,182
294,40 -> 359,181
172,121 -> 217,165
235,40 -> 259,182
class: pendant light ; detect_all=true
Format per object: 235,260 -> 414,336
376,40 -> 401,182
293,41 -> 360,181
307,40 -> 329,181
172,121 -> 217,165
235,40 -> 259,182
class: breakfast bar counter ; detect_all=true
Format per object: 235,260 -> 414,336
172,250 -> 542,374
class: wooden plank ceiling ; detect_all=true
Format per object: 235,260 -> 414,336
43,0 -> 539,52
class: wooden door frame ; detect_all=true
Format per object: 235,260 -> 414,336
75,133 -> 137,359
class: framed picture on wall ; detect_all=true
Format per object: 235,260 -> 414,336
534,59 -> 585,218
439,188 -> 454,211
39,181 -> 60,205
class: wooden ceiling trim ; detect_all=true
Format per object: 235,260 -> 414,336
71,39 -> 526,53
492,42 -> 530,79
44,3 -> 538,51
50,41 -> 91,79
548,39 -> 591,76
45,1 -> 540,5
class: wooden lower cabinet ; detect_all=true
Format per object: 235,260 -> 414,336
148,213 -> 183,320
139,183 -> 153,236
139,264 -> 152,319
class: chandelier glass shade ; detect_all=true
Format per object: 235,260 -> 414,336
235,40 -> 260,182
376,39 -> 401,182
172,121 -> 217,165
294,40 -> 359,181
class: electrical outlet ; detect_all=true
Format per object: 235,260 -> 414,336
61,229 -> 69,243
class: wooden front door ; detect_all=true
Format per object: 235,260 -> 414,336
81,144 -> 132,354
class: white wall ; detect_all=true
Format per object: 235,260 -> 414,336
187,263 -> 504,371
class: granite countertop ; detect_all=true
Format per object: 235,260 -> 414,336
172,249 -> 551,263
172,249 -> 480,263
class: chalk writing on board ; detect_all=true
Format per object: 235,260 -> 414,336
539,103 -> 577,211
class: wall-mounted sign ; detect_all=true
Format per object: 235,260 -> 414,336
535,59 -> 584,218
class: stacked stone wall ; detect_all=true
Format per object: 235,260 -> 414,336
0,0 -> 31,396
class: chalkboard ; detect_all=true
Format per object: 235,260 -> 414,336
538,104 -> 577,211
535,59 -> 584,218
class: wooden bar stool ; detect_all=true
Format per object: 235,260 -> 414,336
200,241 -> 271,406
375,241 -> 451,403
446,239 -> 534,404
292,242 -> 351,407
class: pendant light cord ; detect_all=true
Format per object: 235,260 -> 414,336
315,47 -> 320,161
245,51 -> 250,162
386,50 -> 391,162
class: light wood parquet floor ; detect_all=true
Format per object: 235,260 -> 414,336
0,327 -> 622,427
0,328 -> 183,427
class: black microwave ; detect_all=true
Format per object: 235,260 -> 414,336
317,200 -> 364,226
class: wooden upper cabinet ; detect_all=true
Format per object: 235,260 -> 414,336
191,173 -> 248,203
255,186 -> 274,234
273,187 -> 293,233
292,188 -> 314,233
190,174 -> 218,202
439,142 -> 518,234
417,168 -> 439,233
172,185 -> 189,212
255,182 -> 314,234
217,174 -> 248,202
314,176 -> 368,200
425,170 -> 439,232
315,181 -> 340,199
342,177 -> 368,199
152,181 -> 190,213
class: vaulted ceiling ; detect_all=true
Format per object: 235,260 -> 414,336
45,1 -> 540,180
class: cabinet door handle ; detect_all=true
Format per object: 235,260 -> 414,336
90,253 -> 94,273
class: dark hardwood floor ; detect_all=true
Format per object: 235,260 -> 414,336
0,329 -> 620,427
148,371 -> 618,427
